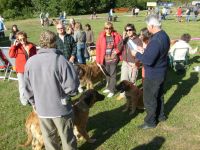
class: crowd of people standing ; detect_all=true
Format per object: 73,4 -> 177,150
0,6 -> 198,148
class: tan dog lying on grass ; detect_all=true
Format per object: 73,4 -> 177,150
116,80 -> 144,115
18,89 -> 105,150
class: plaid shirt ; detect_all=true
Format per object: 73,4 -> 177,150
56,34 -> 77,60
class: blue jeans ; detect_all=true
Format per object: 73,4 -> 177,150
186,15 -> 190,22
76,44 -> 86,64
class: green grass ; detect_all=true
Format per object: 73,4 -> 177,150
0,12 -> 200,150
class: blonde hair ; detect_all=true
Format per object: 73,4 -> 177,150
66,24 -> 72,30
104,21 -> 113,29
39,30 -> 56,48
16,31 -> 27,39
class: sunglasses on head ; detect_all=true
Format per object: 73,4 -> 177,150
126,29 -> 133,32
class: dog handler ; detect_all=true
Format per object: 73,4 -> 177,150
24,30 -> 79,150
131,15 -> 170,129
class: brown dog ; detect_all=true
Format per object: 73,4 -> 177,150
18,111 -> 44,150
72,89 -> 105,143
75,62 -> 105,89
19,89 -> 105,149
116,80 -> 144,115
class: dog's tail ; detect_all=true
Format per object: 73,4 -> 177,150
17,128 -> 33,148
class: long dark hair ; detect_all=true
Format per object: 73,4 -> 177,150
11,24 -> 19,34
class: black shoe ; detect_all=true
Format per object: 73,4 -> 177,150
138,123 -> 156,129
158,116 -> 167,122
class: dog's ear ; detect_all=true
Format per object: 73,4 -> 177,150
116,80 -> 129,92
75,65 -> 85,79
80,90 -> 93,106
82,89 -> 105,107
94,90 -> 105,101
121,80 -> 130,91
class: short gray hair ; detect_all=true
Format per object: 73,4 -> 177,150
39,30 -> 57,48
146,15 -> 161,28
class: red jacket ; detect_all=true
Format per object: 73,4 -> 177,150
9,43 -> 36,73
96,31 -> 122,65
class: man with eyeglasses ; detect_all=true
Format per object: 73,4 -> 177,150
131,15 -> 170,129
117,23 -> 142,100
56,23 -> 77,63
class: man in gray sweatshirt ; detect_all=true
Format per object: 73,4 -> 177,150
24,30 -> 79,150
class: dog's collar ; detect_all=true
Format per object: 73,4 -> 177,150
74,100 -> 89,112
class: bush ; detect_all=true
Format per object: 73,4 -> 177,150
3,9 -> 18,19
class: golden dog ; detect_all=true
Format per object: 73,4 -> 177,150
18,111 -> 44,150
75,62 -> 105,89
18,89 -> 105,149
116,80 -> 144,115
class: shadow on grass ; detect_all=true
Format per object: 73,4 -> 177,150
189,55 -> 200,64
164,71 -> 199,117
131,136 -> 165,150
79,105 -> 144,150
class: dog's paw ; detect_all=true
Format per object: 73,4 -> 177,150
87,138 -> 96,143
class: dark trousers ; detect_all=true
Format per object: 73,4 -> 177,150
143,78 -> 165,126
105,61 -> 117,93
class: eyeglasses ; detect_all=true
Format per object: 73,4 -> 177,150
105,27 -> 112,30
126,29 -> 133,32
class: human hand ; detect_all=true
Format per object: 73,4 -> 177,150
137,46 -> 144,54
14,39 -> 19,46
131,50 -> 137,56
122,31 -> 127,39
69,56 -> 75,63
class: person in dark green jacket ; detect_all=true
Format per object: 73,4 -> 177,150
56,23 -> 77,63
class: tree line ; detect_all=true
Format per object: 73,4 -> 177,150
0,0 -> 192,19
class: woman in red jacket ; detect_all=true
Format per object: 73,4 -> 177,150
9,31 -> 36,105
96,21 -> 122,98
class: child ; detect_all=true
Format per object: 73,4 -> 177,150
139,27 -> 152,84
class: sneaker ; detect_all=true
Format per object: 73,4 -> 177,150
20,99 -> 28,106
107,92 -> 114,98
138,123 -> 156,130
78,86 -> 83,93
103,89 -> 110,93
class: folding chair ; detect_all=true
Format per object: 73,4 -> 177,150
0,57 -> 6,79
171,47 -> 189,71
0,47 -> 18,81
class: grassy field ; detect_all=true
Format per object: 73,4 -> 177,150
0,12 -> 200,150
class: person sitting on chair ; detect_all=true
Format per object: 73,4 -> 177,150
169,33 -> 191,64
169,33 -> 192,56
